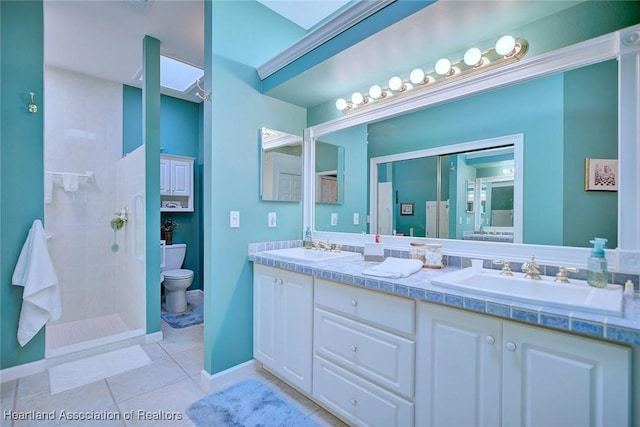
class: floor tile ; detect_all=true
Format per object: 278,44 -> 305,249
141,342 -> 169,361
16,371 -> 50,400
171,346 -> 203,376
107,357 -> 188,403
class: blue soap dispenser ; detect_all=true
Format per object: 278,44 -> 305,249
587,238 -> 608,288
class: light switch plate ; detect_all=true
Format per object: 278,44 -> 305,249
331,213 -> 338,226
353,213 -> 359,225
230,211 -> 240,228
268,212 -> 277,228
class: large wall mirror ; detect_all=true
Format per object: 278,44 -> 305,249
309,57 -> 621,249
260,127 -> 302,202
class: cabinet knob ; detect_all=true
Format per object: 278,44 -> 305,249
350,344 -> 358,352
505,341 -> 517,352
278,279 -> 284,284
350,397 -> 358,406
351,299 -> 358,307
485,335 -> 495,344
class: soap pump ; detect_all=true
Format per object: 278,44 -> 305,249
587,238 -> 608,288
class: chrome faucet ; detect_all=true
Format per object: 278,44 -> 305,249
522,255 -> 541,280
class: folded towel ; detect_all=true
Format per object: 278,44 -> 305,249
12,220 -> 61,347
362,257 -> 424,279
62,173 -> 78,192
44,172 -> 53,204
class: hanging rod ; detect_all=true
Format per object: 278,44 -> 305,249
45,170 -> 95,182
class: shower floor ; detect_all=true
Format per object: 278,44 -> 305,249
46,314 -> 130,352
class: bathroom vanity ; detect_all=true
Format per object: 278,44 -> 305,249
251,249 -> 633,427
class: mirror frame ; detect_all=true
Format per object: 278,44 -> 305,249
368,134 -> 523,243
303,24 -> 640,273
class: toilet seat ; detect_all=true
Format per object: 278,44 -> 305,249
162,269 -> 194,280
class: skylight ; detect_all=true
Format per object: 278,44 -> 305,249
138,55 -> 204,93
160,55 -> 203,92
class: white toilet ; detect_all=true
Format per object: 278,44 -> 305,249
161,243 -> 194,313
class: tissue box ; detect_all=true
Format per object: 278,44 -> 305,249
364,242 -> 385,262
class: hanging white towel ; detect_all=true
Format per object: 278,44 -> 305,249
62,173 -> 79,192
44,172 -> 53,204
362,257 -> 424,279
12,220 -> 61,347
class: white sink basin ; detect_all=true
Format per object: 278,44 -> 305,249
263,247 -> 362,264
432,267 -> 623,316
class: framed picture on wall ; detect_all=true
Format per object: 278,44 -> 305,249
400,202 -> 414,216
585,158 -> 618,191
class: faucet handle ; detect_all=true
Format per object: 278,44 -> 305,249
554,266 -> 579,283
492,260 -> 513,276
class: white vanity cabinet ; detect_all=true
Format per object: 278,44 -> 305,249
160,154 -> 194,212
416,302 -> 630,427
253,264 -> 313,394
313,278 -> 416,427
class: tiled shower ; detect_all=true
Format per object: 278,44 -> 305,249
43,66 -> 146,357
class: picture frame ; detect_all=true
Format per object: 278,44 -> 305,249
585,158 -> 618,191
400,202 -> 414,216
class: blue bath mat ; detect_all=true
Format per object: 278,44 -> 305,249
187,379 -> 319,427
161,304 -> 203,328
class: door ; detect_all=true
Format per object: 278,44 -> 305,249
502,322 -> 630,427
416,303 -> 501,427
253,265 -> 278,367
377,182 -> 393,235
160,158 -> 171,195
170,159 -> 191,196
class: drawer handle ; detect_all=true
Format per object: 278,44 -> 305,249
505,341 -> 517,352
351,299 -> 358,307
350,345 -> 358,352
350,397 -> 357,406
485,335 -> 495,345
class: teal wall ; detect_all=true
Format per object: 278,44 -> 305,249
204,1 -> 307,375
0,0 -> 46,369
123,86 -> 204,290
314,126 -> 368,234
393,157 -> 437,237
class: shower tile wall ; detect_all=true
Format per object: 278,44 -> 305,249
44,66 -> 123,325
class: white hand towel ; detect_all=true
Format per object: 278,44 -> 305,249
62,173 -> 79,192
12,220 -> 62,347
362,257 -> 424,279
44,172 -> 53,204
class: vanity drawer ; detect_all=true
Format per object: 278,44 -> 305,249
315,278 -> 415,335
314,308 -> 415,398
313,355 -> 414,427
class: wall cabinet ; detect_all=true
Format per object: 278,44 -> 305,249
313,278 -> 415,426
416,302 -> 630,427
160,154 -> 194,212
253,264 -> 313,394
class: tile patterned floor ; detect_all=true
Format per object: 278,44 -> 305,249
1,319 -> 348,427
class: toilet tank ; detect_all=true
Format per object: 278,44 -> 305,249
162,243 -> 186,271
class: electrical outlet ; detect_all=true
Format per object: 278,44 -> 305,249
353,213 -> 359,225
331,213 -> 338,226
268,212 -> 277,228
230,211 -> 240,228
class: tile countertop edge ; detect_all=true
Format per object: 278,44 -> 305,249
248,252 -> 640,347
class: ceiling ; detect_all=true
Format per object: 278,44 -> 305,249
43,0 -> 582,107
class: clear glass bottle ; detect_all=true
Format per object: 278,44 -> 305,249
410,242 -> 425,264
425,244 -> 443,268
587,238 -> 608,288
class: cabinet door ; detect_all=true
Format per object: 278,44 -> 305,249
279,269 -> 313,393
253,265 -> 278,368
502,321 -> 630,427
160,158 -> 171,195
170,159 -> 191,196
416,303 -> 502,427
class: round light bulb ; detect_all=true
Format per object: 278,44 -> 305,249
369,85 -> 383,99
388,76 -> 404,91
495,35 -> 516,56
434,58 -> 452,76
351,92 -> 365,105
463,47 -> 483,67
409,68 -> 426,85
335,98 -> 348,111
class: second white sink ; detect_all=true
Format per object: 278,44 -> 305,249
263,247 -> 362,264
432,267 -> 623,316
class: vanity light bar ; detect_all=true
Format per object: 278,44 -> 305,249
335,35 -> 528,114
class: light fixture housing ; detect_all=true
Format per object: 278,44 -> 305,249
335,34 -> 528,114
